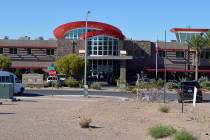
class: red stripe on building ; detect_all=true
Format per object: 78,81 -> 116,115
146,69 -> 210,73
170,28 -> 209,33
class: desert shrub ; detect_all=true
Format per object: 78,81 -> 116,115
198,76 -> 208,83
79,117 -> 92,128
55,82 -> 62,88
167,82 -> 179,89
173,130 -> 196,140
200,81 -> 210,90
45,82 -> 56,87
159,105 -> 170,113
149,125 -> 176,139
90,82 -> 102,90
127,86 -> 137,94
65,77 -> 79,87
179,77 -> 189,82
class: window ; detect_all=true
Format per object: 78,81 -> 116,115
159,51 -> 166,58
27,48 -> 31,55
176,51 -> 185,58
46,49 -> 55,56
201,52 -> 204,59
0,48 -> 3,54
10,48 -> 17,54
205,52 -> 210,59
88,36 -> 119,56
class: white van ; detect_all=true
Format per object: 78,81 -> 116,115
0,71 -> 24,94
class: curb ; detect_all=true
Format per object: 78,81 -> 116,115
25,87 -> 123,93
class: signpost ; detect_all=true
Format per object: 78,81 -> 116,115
49,70 -> 56,76
193,87 -> 197,107
48,64 -> 56,96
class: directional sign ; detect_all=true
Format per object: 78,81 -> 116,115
48,64 -> 56,71
49,70 -> 56,76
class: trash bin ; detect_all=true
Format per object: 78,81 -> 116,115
0,83 -> 13,99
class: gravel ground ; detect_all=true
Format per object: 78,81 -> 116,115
0,96 -> 210,140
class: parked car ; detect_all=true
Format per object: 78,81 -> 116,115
177,81 -> 203,103
0,71 -> 24,94
47,76 -> 58,84
57,74 -> 66,86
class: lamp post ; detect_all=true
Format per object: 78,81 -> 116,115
83,11 -> 91,97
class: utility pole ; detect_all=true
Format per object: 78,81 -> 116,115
163,30 -> 167,103
83,11 -> 91,97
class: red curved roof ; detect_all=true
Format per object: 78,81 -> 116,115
53,21 -> 125,40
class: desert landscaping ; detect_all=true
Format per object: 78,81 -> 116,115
0,96 -> 209,140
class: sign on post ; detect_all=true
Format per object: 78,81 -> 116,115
49,70 -> 56,76
193,87 -> 197,107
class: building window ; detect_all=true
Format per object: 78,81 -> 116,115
27,48 -> 32,55
201,52 -> 204,59
46,49 -> 54,56
0,48 -> 3,54
88,36 -> 118,56
176,51 -> 185,58
159,51 -> 166,58
205,52 -> 210,59
10,48 -> 17,54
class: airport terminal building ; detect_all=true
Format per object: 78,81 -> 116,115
0,21 -> 210,82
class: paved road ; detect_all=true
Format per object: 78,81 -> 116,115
22,89 -> 135,98
17,89 -> 210,102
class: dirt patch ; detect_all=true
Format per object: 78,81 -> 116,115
0,97 -> 209,140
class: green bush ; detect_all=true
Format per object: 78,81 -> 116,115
65,77 -> 79,87
127,86 -> 137,94
167,82 -> 179,89
200,81 -> 210,90
173,130 -> 196,140
90,82 -> 102,90
149,125 -> 176,139
55,82 -> 62,88
159,105 -> 170,113
45,82 -> 55,87
198,76 -> 208,83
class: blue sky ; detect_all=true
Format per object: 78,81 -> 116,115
0,0 -> 209,41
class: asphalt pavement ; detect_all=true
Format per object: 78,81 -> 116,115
16,88 -> 210,102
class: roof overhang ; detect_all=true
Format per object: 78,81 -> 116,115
146,69 -> 210,73
170,28 -> 209,33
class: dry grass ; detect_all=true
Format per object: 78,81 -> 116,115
79,117 -> 92,128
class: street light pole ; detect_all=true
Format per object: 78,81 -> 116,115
84,11 -> 91,97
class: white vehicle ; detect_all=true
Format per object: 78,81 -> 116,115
47,76 -> 58,83
0,71 -> 25,94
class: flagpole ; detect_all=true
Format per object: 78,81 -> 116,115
155,39 -> 158,80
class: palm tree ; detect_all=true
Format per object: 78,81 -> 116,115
186,34 -> 207,81
204,31 -> 210,46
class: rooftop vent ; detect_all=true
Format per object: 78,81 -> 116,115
35,36 -> 44,40
19,36 -> 30,40
4,36 -> 9,40
171,40 -> 177,42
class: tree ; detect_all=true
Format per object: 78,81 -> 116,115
56,54 -> 85,79
0,55 -> 12,70
186,34 -> 207,81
